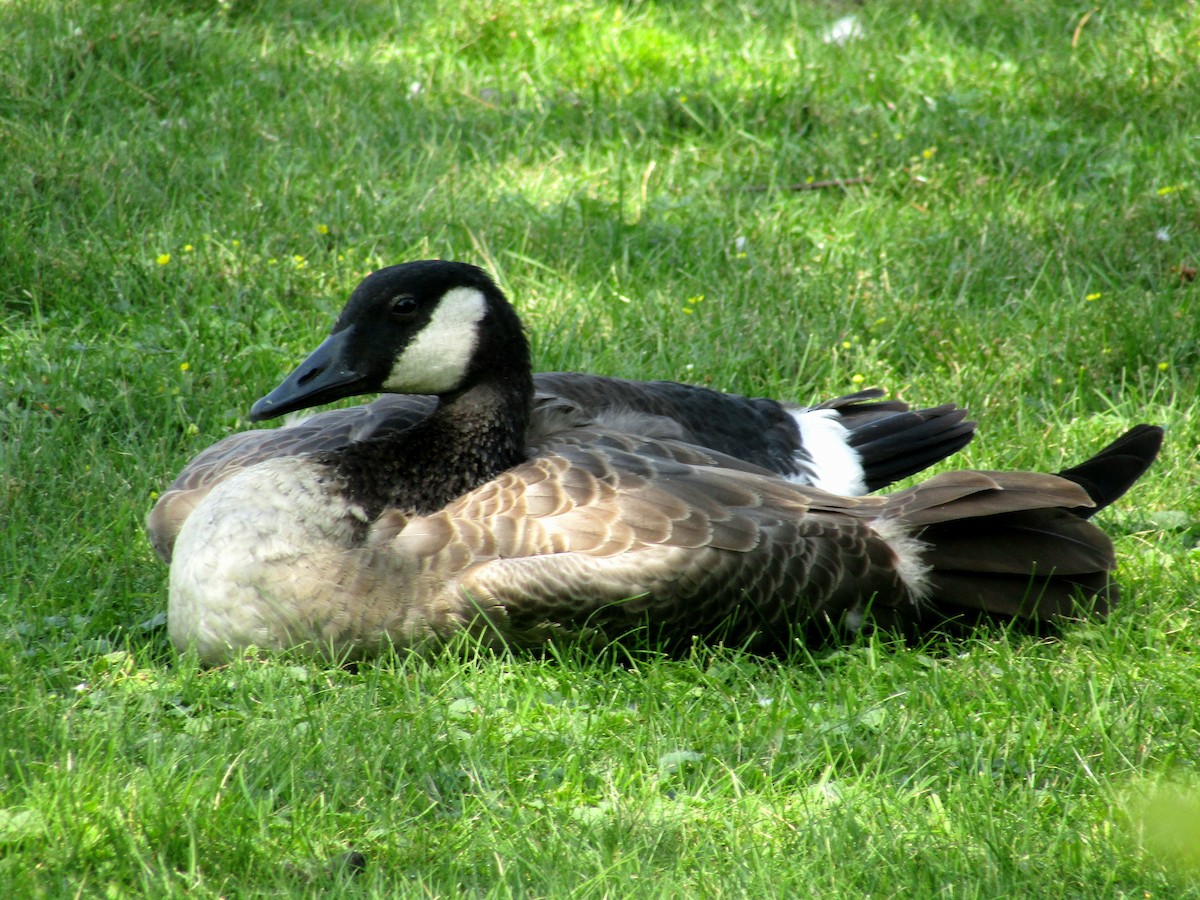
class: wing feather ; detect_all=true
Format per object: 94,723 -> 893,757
367,439 -> 912,651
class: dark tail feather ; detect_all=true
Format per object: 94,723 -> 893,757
924,569 -> 1115,620
919,508 -> 1118,621
884,426 -> 1161,627
1056,424 -> 1164,518
821,391 -> 977,491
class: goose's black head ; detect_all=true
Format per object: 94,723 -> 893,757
250,260 -> 530,422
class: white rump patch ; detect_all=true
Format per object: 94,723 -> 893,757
383,286 -> 488,394
789,408 -> 867,495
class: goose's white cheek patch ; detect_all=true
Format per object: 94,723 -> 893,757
383,287 -> 488,394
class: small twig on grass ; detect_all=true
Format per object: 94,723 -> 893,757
1072,8 -> 1097,49
745,176 -> 872,193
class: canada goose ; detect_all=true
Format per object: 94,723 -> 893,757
156,260 -> 1162,664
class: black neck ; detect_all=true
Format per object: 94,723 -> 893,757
324,360 -> 534,519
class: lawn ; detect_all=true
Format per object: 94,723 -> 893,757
2,0 -> 1199,895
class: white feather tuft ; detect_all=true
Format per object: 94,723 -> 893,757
872,518 -> 932,603
789,408 -> 868,495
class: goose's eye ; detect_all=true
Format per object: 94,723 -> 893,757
390,295 -> 419,318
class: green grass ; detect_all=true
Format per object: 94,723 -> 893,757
3,0 -> 1199,895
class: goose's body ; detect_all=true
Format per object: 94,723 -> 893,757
149,380 -> 974,562
154,261 -> 1162,664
